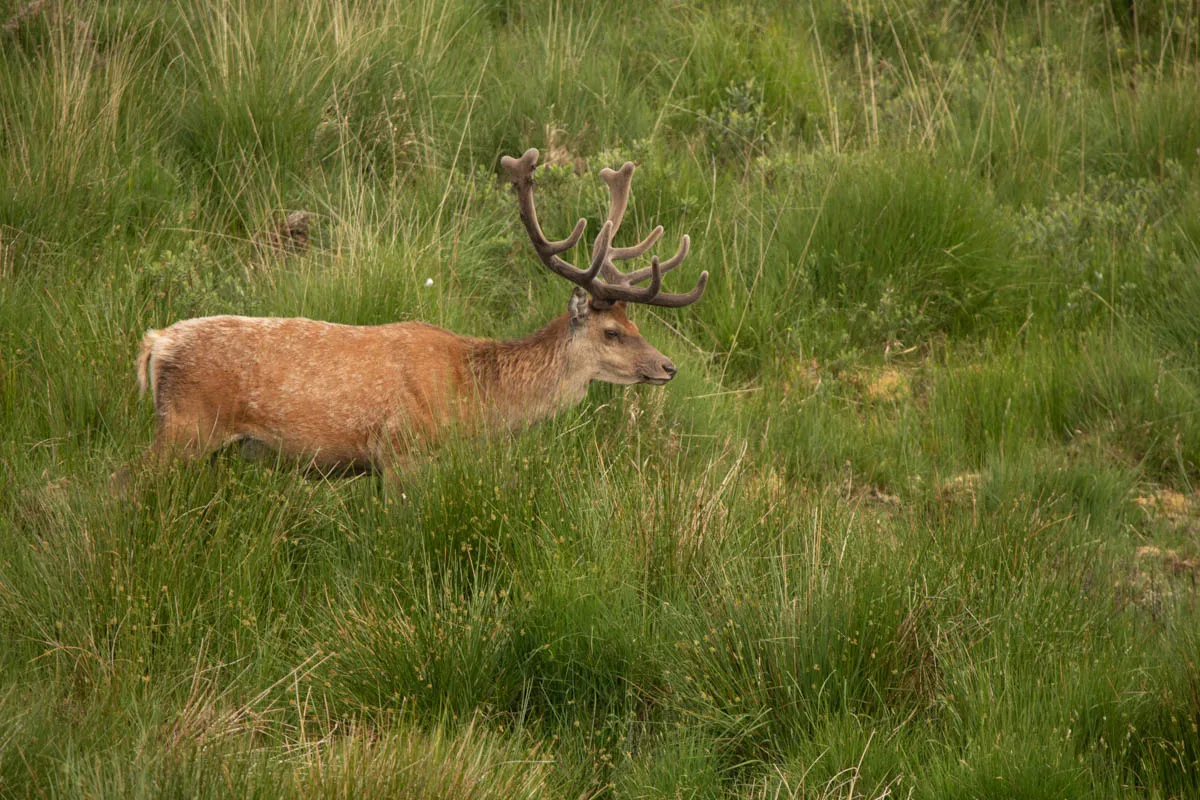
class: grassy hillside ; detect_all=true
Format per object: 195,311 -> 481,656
2,0 -> 1199,796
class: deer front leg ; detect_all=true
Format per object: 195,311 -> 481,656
370,426 -> 427,499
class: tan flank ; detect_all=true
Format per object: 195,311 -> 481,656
129,149 -> 708,479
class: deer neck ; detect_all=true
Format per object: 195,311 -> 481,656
465,314 -> 590,427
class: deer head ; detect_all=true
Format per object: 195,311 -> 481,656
501,148 -> 707,385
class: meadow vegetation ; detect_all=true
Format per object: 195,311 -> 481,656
2,0 -> 1199,796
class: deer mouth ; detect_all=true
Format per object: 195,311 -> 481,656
640,374 -> 673,385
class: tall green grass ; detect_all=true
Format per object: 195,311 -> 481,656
3,0 -> 1200,796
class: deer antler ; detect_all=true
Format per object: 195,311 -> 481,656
500,148 -> 708,309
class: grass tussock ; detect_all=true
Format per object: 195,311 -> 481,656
3,0 -> 1200,797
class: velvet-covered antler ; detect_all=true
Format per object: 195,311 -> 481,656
500,148 -> 708,308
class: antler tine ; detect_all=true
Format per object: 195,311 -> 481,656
591,266 -> 709,308
597,162 -> 667,282
501,148 -> 590,280
597,225 -> 662,283
599,163 -> 634,238
594,159 -> 701,303
586,221 -> 614,282
640,269 -> 708,308
600,159 -> 667,259
543,218 -> 587,256
596,162 -> 641,282
620,234 -> 690,285
588,255 -> 663,307
609,225 -> 664,262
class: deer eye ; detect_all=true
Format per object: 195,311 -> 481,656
604,328 -> 621,340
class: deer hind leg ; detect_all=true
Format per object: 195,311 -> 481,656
109,410 -> 236,497
148,409 -> 240,467
146,354 -> 244,467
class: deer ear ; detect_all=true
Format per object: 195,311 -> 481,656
567,287 -> 591,329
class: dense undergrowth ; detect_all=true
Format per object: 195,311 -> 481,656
2,0 -> 1199,797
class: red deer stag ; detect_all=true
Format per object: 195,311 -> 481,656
127,149 -> 707,480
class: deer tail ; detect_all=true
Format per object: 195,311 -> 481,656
136,329 -> 162,400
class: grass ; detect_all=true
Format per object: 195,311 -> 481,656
2,0 -> 1200,796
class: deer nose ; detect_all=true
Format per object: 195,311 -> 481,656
662,361 -> 677,378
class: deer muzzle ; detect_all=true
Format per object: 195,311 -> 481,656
641,359 -> 677,384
